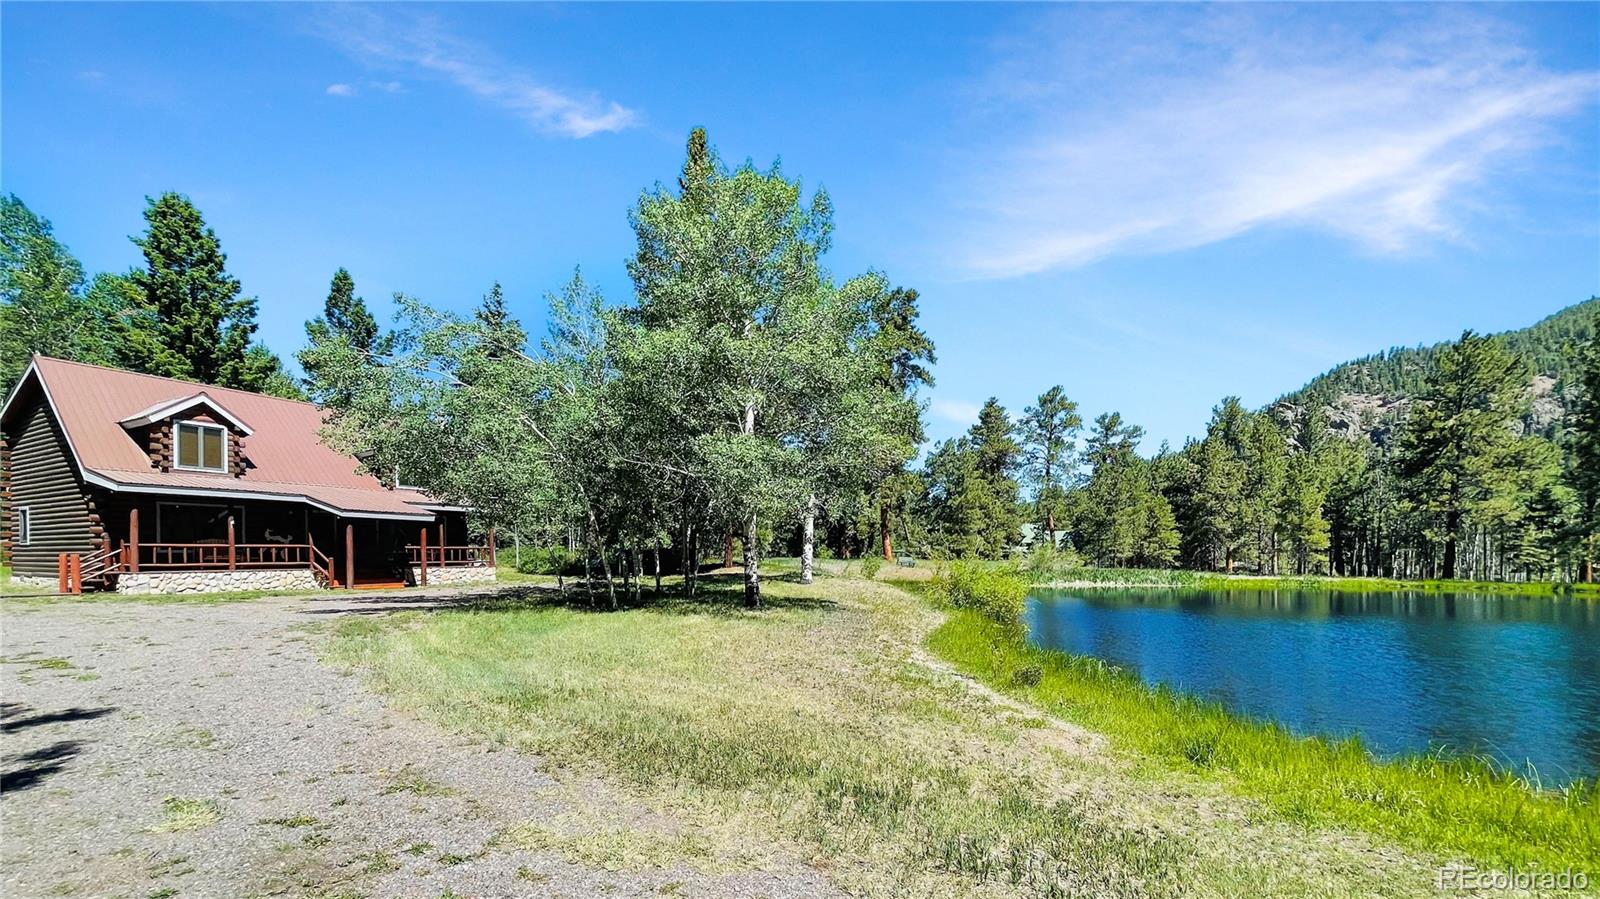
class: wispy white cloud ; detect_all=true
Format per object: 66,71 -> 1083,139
931,398 -> 982,427
311,6 -> 635,139
952,7 -> 1598,278
325,80 -> 405,99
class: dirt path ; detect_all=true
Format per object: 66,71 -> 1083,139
0,588 -> 840,899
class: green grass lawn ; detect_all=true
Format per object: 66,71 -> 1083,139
0,564 -> 52,596
320,570 -> 1579,897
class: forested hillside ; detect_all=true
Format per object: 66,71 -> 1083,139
1279,297 -> 1599,441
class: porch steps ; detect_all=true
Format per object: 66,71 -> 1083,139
350,579 -> 407,590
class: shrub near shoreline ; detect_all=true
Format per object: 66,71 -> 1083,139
928,561 -> 1030,624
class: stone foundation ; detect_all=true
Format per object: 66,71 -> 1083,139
6,574 -> 59,589
409,565 -> 497,587
116,569 -> 322,596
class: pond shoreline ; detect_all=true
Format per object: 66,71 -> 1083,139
928,605 -> 1600,875
1030,572 -> 1600,597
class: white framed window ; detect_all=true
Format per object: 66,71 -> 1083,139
175,420 -> 229,472
14,506 -> 30,545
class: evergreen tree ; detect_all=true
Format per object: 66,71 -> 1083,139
1072,413 -> 1177,566
1567,313 -> 1600,581
307,268 -> 389,354
1186,399 -> 1249,570
124,192 -> 298,395
1396,331 -> 1528,579
301,268 -> 391,404
1278,451 -> 1331,574
1240,412 -> 1288,572
918,400 -> 1024,559
858,282 -> 935,561
475,281 -> 527,358
1020,386 -> 1082,548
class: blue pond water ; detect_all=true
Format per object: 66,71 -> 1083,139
1024,589 -> 1600,784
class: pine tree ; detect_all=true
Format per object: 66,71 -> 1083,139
966,399 -> 1024,556
1187,399 -> 1248,571
1568,313 -> 1600,581
476,281 -> 527,358
1396,331 -> 1528,579
1020,386 -> 1082,548
125,192 -> 296,394
309,268 -> 389,354
300,268 -> 391,404
1240,412 -> 1288,572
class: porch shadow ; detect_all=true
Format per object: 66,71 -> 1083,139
1,740 -> 84,793
1,702 -> 115,733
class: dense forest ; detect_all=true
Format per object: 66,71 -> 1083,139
3,133 -> 1598,592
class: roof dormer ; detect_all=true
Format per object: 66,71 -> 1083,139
118,392 -> 254,435
119,393 -> 252,477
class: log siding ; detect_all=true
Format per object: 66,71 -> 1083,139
3,394 -> 97,577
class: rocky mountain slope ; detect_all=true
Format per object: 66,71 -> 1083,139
1275,297 -> 1598,445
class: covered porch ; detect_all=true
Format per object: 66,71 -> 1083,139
78,495 -> 494,593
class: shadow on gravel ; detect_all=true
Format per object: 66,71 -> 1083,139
295,585 -> 555,616
295,579 -> 838,619
1,739 -> 85,793
1,702 -> 115,733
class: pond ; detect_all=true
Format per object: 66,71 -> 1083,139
1024,588 -> 1600,785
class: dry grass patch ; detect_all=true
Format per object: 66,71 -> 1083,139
327,577 -> 1455,898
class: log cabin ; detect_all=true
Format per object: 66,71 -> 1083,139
1,356 -> 495,594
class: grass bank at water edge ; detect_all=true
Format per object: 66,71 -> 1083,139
1022,565 -> 1600,598
927,609 -> 1600,873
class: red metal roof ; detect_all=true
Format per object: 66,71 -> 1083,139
10,356 -> 436,520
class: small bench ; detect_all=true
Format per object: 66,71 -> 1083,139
895,556 -> 916,568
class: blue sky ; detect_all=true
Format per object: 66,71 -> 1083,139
4,3 -> 1597,451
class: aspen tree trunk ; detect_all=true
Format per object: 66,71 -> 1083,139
724,533 -> 735,569
680,514 -> 692,598
744,510 -> 762,607
583,510 -> 616,611
742,400 -> 761,608
801,494 -> 816,585
654,538 -> 662,595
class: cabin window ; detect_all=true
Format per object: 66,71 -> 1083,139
175,421 -> 228,472
14,506 -> 30,545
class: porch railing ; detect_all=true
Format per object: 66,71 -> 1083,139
123,542 -> 323,570
405,545 -> 494,567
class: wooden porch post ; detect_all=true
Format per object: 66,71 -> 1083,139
419,526 -> 428,586
57,553 -> 68,594
227,514 -> 236,570
69,553 -> 82,595
128,506 -> 140,573
344,522 -> 354,590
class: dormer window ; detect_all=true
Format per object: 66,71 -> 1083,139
175,420 -> 228,472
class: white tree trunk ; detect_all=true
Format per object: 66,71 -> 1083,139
801,494 -> 816,585
742,400 -> 761,608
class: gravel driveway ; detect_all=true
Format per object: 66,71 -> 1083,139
1,588 -> 840,899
